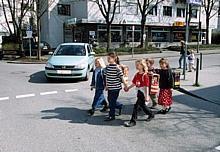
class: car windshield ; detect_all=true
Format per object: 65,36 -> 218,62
54,45 -> 86,56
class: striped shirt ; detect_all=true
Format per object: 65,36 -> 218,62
104,64 -> 123,90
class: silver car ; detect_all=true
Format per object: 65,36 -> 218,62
45,43 -> 95,81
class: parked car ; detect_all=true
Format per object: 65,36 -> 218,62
45,43 -> 95,81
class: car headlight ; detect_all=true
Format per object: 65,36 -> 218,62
45,62 -> 54,69
75,63 -> 87,70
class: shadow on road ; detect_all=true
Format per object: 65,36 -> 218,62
40,85 -> 220,127
28,70 -> 81,84
174,85 -> 220,117
41,107 -> 126,126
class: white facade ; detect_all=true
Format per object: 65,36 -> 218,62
40,0 -> 76,48
40,0 -> 219,48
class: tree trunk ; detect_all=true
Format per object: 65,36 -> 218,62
206,17 -> 210,44
37,18 -> 41,60
140,16 -> 146,48
18,29 -> 24,57
106,23 -> 111,52
37,0 -> 41,60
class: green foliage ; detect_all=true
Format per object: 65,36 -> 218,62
93,46 -> 160,55
2,43 -> 20,51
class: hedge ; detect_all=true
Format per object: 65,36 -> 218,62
93,47 -> 160,55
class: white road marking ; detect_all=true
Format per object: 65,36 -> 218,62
215,145 -> 220,151
65,89 -> 78,93
16,94 -> 35,99
40,91 -> 58,96
0,97 -> 9,101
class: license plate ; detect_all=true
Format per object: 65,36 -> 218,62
57,70 -> 71,74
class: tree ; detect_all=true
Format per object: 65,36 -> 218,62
91,0 -> 118,51
137,0 -> 164,48
203,0 -> 218,44
1,0 -> 34,56
35,0 -> 55,60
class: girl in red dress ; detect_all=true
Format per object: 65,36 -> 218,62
124,59 -> 154,127
156,58 -> 174,114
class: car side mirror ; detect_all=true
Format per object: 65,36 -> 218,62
48,51 -> 53,55
89,52 -> 95,56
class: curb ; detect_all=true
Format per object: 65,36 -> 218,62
120,51 -> 220,62
7,61 -> 46,64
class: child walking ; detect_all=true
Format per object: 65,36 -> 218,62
146,58 -> 158,108
104,52 -> 127,121
88,58 -> 108,116
188,49 -> 196,72
124,59 -> 154,127
156,58 -> 174,114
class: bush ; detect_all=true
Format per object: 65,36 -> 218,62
93,46 -> 160,55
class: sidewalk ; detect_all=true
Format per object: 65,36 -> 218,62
175,61 -> 220,106
119,49 -> 220,61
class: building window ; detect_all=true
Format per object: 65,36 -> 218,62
152,28 -> 170,42
149,5 -> 157,16
58,4 -> 71,16
163,6 -> 172,16
190,9 -> 197,18
177,8 -> 185,17
110,1 -> 120,14
173,32 -> 185,42
97,25 -> 122,42
126,3 -> 138,15
126,26 -> 141,42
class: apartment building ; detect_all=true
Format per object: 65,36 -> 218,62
30,0 -> 220,48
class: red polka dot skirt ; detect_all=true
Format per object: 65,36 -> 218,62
158,89 -> 173,107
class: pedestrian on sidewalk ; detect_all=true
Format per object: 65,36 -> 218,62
156,58 -> 174,114
88,58 -> 108,116
178,40 -> 188,70
124,59 -> 154,127
188,49 -> 196,72
104,52 -> 127,121
146,58 -> 159,108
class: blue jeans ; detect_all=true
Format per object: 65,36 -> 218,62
92,89 -> 107,109
179,54 -> 187,69
108,89 -> 122,118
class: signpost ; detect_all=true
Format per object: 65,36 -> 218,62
26,25 -> 32,57
132,25 -> 135,58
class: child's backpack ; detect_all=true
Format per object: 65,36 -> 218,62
148,73 -> 160,95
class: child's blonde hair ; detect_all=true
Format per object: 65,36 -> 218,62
135,59 -> 148,73
95,57 -> 106,68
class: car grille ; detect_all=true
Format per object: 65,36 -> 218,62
47,73 -> 82,77
53,65 -> 75,70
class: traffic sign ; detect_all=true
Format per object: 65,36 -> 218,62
26,31 -> 32,38
187,0 -> 202,5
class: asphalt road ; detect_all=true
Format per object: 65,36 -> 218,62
0,54 -> 220,152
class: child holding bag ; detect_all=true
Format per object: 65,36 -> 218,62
88,58 -> 108,116
146,58 -> 159,108
124,59 -> 154,127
